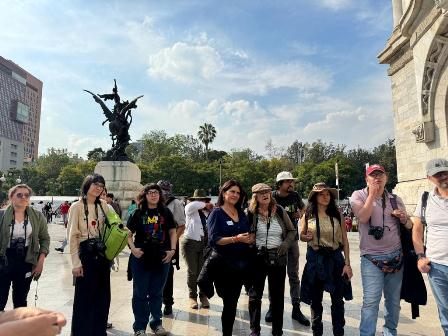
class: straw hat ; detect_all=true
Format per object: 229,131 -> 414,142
308,182 -> 337,199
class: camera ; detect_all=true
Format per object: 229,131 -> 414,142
368,226 -> 384,240
86,238 -> 106,255
10,237 -> 26,256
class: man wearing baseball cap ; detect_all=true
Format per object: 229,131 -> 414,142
264,171 -> 309,326
411,158 -> 448,334
350,164 -> 412,336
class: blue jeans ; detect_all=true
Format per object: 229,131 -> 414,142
131,256 -> 170,332
360,250 -> 403,336
429,262 -> 448,335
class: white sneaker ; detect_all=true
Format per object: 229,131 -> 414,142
152,325 -> 168,336
134,330 -> 147,336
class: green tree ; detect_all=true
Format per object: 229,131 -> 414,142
198,123 -> 217,160
87,147 -> 105,162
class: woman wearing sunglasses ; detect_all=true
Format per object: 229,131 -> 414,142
0,184 -> 50,311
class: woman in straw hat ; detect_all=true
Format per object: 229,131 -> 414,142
207,180 -> 253,336
247,183 -> 296,336
299,182 -> 352,336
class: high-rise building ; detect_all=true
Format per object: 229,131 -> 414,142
0,56 -> 42,171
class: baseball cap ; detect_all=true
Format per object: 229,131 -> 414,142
366,164 -> 386,176
426,158 -> 448,176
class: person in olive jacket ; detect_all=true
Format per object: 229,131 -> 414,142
0,184 -> 50,311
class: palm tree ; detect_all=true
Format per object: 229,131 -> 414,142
198,123 -> 217,160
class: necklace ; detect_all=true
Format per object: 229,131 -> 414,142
223,205 -> 238,218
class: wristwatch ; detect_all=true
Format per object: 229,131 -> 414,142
416,253 -> 426,261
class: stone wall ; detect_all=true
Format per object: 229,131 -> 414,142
380,1 -> 448,209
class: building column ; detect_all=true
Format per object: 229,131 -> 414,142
392,0 -> 403,27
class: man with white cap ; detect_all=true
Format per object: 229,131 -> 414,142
264,171 -> 309,326
411,158 -> 448,335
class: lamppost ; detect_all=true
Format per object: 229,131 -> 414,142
0,175 -> 5,205
218,159 -> 223,188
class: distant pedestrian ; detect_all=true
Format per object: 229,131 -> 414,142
55,201 -> 72,253
412,158 -> 448,335
106,193 -> 122,218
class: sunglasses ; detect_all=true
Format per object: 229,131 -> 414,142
15,193 -> 30,199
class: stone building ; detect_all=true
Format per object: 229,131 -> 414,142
378,0 -> 448,207
0,56 -> 42,171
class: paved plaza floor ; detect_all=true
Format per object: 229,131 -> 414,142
5,220 -> 443,336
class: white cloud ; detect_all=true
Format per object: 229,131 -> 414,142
148,42 -> 224,83
319,0 -> 353,11
147,40 -> 332,97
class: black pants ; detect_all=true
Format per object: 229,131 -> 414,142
0,248 -> 33,310
71,241 -> 111,336
249,255 -> 286,336
215,261 -> 247,336
163,263 -> 174,306
310,277 -> 345,336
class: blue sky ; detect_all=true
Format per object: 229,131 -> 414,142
0,0 -> 394,158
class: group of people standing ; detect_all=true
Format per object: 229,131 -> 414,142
0,158 -> 448,336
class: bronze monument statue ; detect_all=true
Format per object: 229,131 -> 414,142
84,80 -> 143,161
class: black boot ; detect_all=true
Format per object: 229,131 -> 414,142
265,306 -> 273,322
292,303 -> 310,326
163,305 -> 173,315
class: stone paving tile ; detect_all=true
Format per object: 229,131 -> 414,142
4,221 -> 443,335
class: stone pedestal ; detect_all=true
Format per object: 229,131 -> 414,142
94,161 -> 142,219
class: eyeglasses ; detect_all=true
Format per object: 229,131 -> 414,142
146,190 -> 159,196
369,171 -> 385,178
15,193 -> 30,199
93,182 -> 105,189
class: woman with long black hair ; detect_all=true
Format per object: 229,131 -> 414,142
0,184 -> 50,311
69,174 -> 111,336
127,184 -> 177,336
207,180 -> 254,336
299,182 -> 352,336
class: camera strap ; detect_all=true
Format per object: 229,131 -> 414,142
315,213 -> 335,248
10,209 -> 28,246
82,198 -> 101,241
368,192 -> 390,236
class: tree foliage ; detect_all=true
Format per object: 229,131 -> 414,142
5,130 -> 397,200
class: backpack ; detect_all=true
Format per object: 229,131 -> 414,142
99,205 -> 128,261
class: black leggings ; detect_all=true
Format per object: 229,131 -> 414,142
215,262 -> 247,336
71,241 -> 111,336
0,248 -> 33,310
